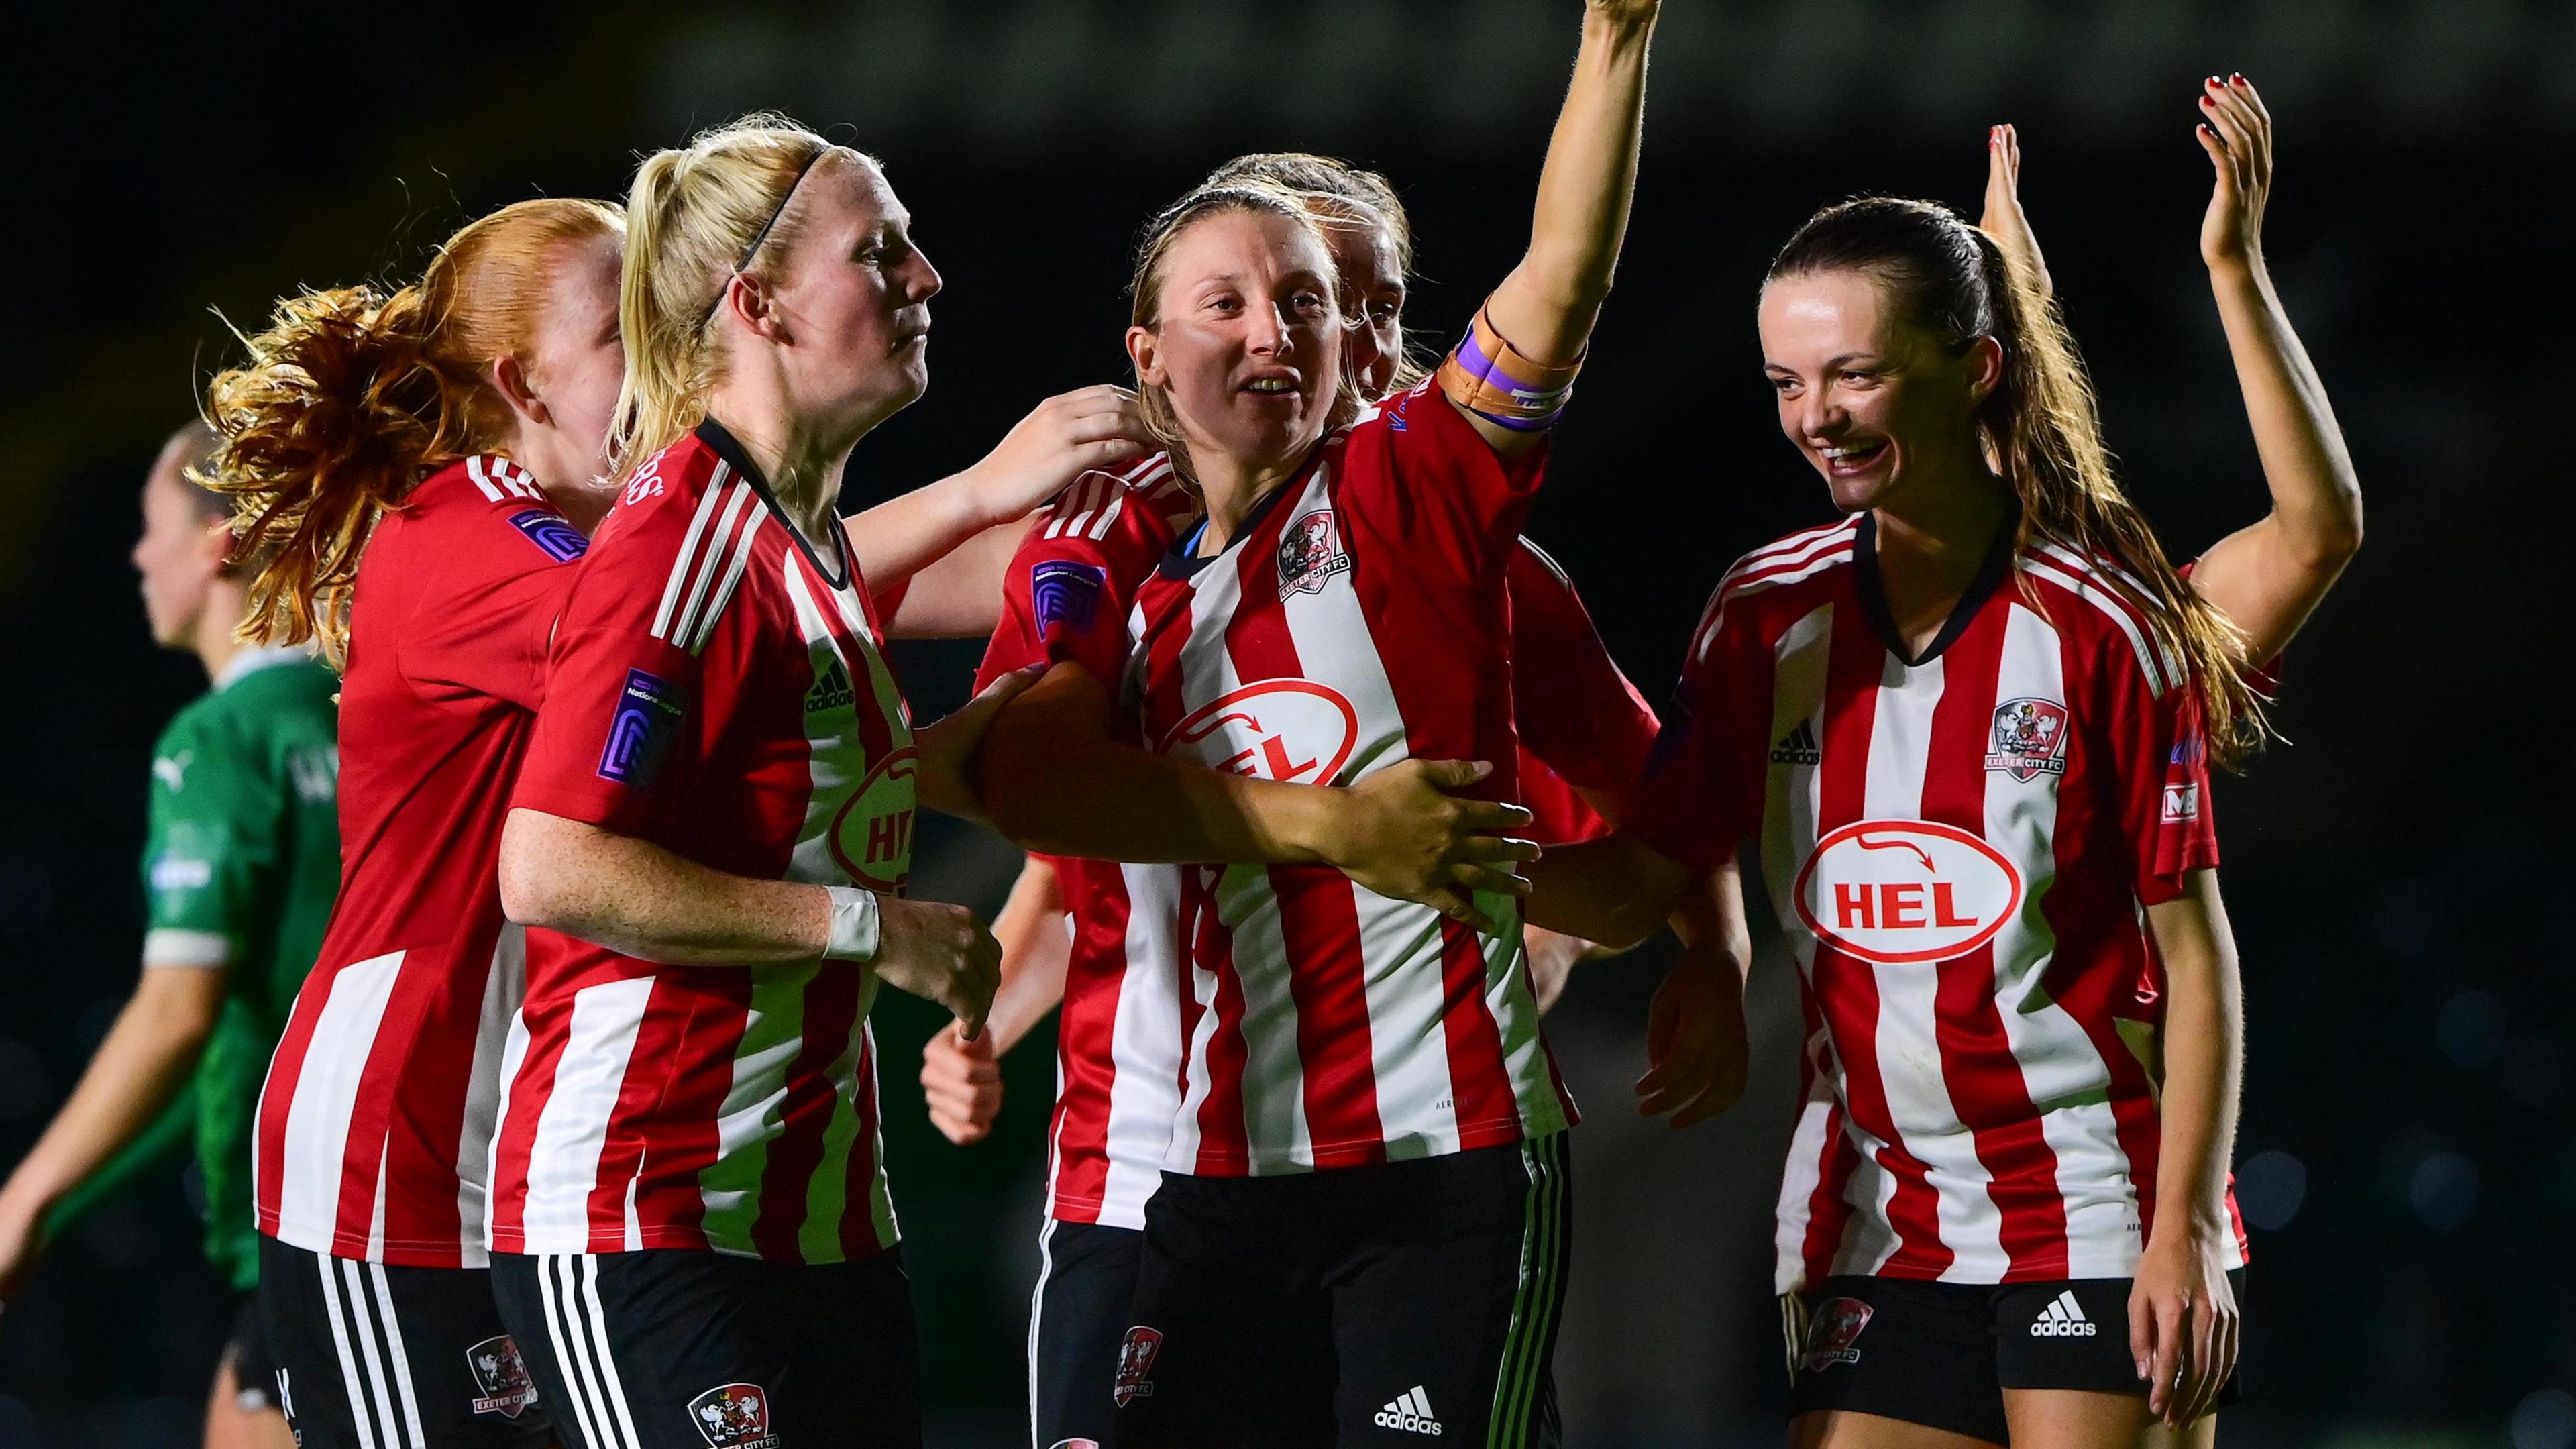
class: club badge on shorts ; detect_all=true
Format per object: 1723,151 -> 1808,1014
1801,1297 -> 1874,1373
464,1336 -> 541,1419
1112,1326 -> 1165,1407
688,1383 -> 779,1449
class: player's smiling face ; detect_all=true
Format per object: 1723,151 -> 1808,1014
1758,268 -> 2000,516
759,156 -> 942,435
1130,208 -> 1345,472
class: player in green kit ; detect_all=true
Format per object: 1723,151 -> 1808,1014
0,422 -> 340,1449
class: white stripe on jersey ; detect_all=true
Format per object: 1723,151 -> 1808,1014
798,1010 -> 877,1263
272,949 -> 407,1245
1988,602 -> 2147,1277
698,962 -> 824,1250
2021,552 -> 2177,698
449,922 -> 525,1269
517,978 -> 654,1248
1091,861 -> 1186,1228
688,489 -> 769,655
1771,1093 -> 1840,1295
1858,650 -> 2009,1276
651,472 -> 737,640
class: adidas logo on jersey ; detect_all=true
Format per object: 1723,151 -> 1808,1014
1770,719 -> 1821,766
1373,1386 -> 1444,1435
806,657 -> 856,713
2030,1289 -> 2098,1337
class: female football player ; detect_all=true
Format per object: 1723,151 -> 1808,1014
969,2 -> 1660,1441
1532,75 -> 2354,1449
206,195 -> 627,1449
482,113 -> 1525,1449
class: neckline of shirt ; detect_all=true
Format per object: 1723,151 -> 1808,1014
1851,506 -> 2021,667
692,417 -> 853,593
1157,446 -> 1324,582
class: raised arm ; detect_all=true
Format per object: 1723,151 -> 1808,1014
2184,76 -> 2362,665
978,662 -> 1538,932
1444,0 -> 1658,455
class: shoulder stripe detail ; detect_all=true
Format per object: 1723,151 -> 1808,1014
1041,474 -> 1105,541
1734,517 -> 1856,573
682,501 -> 766,655
465,455 -> 542,504
649,466 -> 737,641
2019,557 -> 2171,698
1689,535 -> 1856,664
2031,541 -> 2186,685
466,455 -> 502,503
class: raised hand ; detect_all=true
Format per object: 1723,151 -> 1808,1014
961,384 -> 1155,523
920,1024 -> 1005,1146
2196,74 -> 2273,272
870,897 -> 1002,1039
1977,123 -> 2053,301
1322,759 -> 1538,934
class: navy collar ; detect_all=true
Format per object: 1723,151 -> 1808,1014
694,417 -> 851,592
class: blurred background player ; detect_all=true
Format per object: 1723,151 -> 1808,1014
0,421 -> 339,1449
209,196 -> 629,1449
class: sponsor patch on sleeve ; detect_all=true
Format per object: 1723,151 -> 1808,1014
508,508 -> 589,564
597,669 -> 688,788
2159,783 -> 2201,823
1032,559 -> 1106,634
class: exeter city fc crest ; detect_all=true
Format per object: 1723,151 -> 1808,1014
464,1336 -> 539,1419
1800,1297 -> 1875,1373
688,1383 -> 779,1449
1983,697 -> 2069,782
1112,1326 -> 1164,1407
1276,508 -> 1352,599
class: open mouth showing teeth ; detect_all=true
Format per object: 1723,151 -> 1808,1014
1244,378 -> 1297,394
1822,442 -> 1886,466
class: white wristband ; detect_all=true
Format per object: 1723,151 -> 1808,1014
824,885 -> 882,963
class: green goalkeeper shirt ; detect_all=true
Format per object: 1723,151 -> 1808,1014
55,645 -> 341,1291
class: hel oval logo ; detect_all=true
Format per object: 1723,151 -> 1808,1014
829,746 -> 918,892
1157,681 -> 1358,786
1792,820 -> 2023,965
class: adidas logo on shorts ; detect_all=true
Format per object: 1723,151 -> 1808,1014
2030,1288 -> 2098,1338
1374,1385 -> 1444,1435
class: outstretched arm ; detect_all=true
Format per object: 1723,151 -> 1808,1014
0,965 -> 224,1299
1447,0 -> 1658,455
2185,76 -> 2362,665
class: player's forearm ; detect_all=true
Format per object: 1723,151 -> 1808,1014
883,516 -> 1031,639
985,859 -> 1072,1056
2210,259 -> 2363,571
843,470 -> 1016,601
1667,862 -> 1752,978
981,712 -> 1335,868
0,977 -> 217,1222
1485,3 -> 1656,368
500,809 -> 831,966
1522,833 -> 1693,950
2144,873 -> 2245,1243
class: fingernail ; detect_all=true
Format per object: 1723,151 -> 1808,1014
2231,72 -> 2245,84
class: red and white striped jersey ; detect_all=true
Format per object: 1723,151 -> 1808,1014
486,421 -> 916,1263
1134,382 -> 1576,1177
1627,514 -> 2245,1287
255,455 -> 584,1267
1506,539 -> 1660,845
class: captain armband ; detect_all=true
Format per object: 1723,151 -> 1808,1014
1435,305 -> 1584,432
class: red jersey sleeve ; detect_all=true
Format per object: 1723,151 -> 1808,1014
510,460 -> 757,838
396,472 -> 588,712
1337,380 -> 1548,587
1505,539 -> 1659,796
1622,588 -> 1774,873
974,469 -> 1177,692
2094,627 -> 2221,906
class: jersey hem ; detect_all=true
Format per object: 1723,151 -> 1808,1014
258,1216 -> 490,1270
1166,1115 -> 1568,1177
486,1226 -> 901,1263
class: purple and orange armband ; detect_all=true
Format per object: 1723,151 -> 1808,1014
1435,305 -> 1583,432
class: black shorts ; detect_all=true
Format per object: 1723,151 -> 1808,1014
223,1293 -> 282,1413
257,1236 -> 552,1449
1028,1220 -> 1141,1449
1787,1270 -> 2249,1442
490,1247 -> 922,1449
1116,1134 -> 1572,1449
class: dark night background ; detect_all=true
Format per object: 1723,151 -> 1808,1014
3,2 -> 2569,1444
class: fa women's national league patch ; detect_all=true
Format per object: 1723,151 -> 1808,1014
597,669 -> 688,788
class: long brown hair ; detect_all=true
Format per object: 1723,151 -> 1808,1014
1126,180 -> 1360,472
201,197 -> 625,663
1768,197 -> 2266,766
